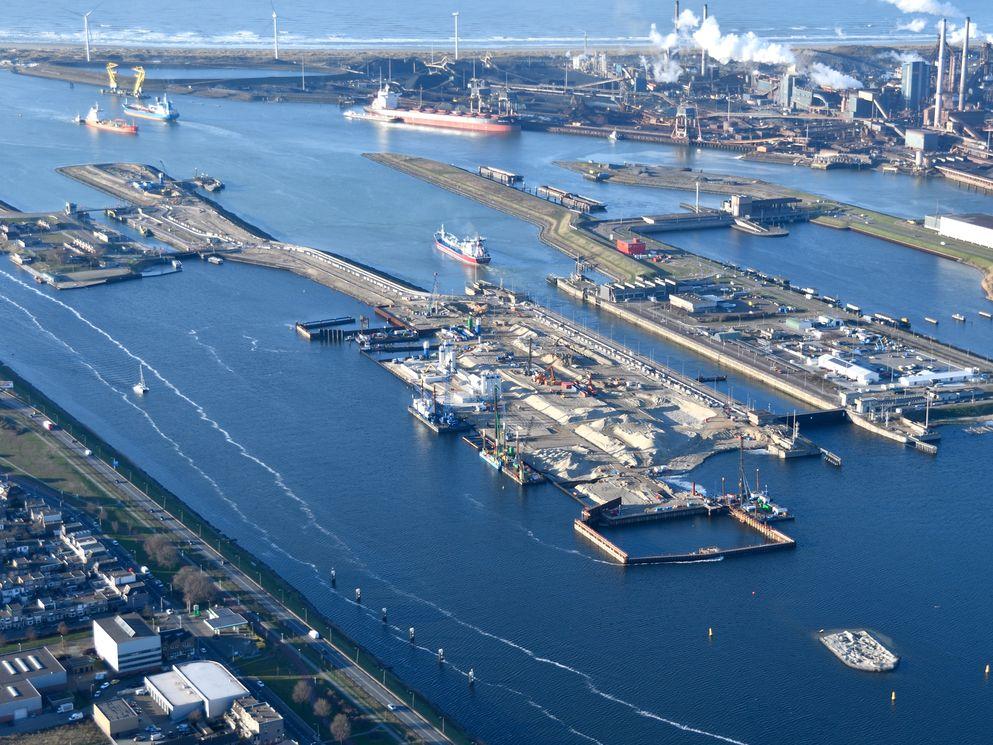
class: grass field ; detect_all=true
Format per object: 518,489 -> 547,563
0,722 -> 106,745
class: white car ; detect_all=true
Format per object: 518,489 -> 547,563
69,712 -> 85,721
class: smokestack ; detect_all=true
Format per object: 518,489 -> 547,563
934,18 -> 946,127
958,17 -> 970,110
701,4 -> 708,76
674,0 -> 680,29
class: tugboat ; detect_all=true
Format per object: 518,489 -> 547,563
434,225 -> 491,265
74,104 -> 137,134
122,93 -> 179,122
133,367 -> 149,396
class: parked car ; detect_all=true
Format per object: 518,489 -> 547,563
68,712 -> 85,721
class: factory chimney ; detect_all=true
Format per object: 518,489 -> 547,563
934,18 -> 946,128
701,4 -> 708,76
958,17 -> 970,110
674,0 -> 680,30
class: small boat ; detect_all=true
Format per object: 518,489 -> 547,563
607,129 -> 619,142
952,313 -> 966,322
979,311 -> 992,319
133,367 -> 149,396
74,103 -> 137,134
924,317 -> 938,325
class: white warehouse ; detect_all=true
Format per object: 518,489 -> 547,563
924,213 -> 993,249
146,661 -> 249,721
817,354 -> 880,385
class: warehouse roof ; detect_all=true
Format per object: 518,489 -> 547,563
942,213 -> 993,230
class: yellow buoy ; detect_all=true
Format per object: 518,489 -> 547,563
985,663 -> 990,676
890,690 -> 896,703
708,627 -> 713,638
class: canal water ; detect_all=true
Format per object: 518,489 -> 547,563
2,70 -> 993,745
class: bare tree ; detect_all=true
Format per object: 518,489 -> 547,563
313,697 -> 332,720
292,680 -> 314,705
173,566 -> 217,609
25,627 -> 38,643
330,713 -> 351,743
144,533 -> 178,568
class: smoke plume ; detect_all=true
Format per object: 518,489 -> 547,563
807,63 -> 863,89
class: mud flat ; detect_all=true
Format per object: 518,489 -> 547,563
820,629 -> 899,672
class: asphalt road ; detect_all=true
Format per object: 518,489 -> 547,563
1,391 -> 453,744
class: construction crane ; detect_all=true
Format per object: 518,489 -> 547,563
131,66 -> 146,98
105,62 -> 119,92
428,272 -> 440,316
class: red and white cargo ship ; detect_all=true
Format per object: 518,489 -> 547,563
434,225 -> 491,265
74,104 -> 138,135
347,86 -> 518,134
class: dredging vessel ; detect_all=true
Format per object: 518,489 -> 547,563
434,225 -> 491,265
122,93 -> 179,122
355,85 -> 519,134
74,104 -> 137,135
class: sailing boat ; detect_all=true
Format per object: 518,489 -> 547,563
133,367 -> 149,396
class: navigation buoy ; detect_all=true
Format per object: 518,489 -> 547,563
354,587 -> 362,603
708,627 -> 713,638
381,607 -> 388,623
985,663 -> 990,677
890,690 -> 896,703
408,627 -> 415,643
437,648 -> 445,664
330,568 -> 336,587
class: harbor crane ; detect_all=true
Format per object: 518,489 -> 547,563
428,272 -> 440,316
131,66 -> 146,98
105,62 -> 119,93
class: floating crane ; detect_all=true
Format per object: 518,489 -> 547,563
131,66 -> 146,98
105,62 -> 119,93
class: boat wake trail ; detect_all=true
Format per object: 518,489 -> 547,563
319,557 -> 748,745
188,328 -> 238,375
0,270 -> 355,558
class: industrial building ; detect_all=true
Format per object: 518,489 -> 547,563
0,647 -> 67,723
203,607 -> 249,635
923,213 -> 993,249
94,614 -> 162,674
816,354 -> 880,385
224,696 -> 286,744
146,661 -> 249,721
901,60 -> 932,111
93,698 -> 141,737
669,293 -> 720,314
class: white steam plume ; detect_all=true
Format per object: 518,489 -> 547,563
807,62 -> 863,89
692,16 -> 795,65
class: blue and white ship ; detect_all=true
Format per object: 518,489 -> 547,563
122,93 -> 179,122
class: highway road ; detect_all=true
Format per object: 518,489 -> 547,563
1,391 -> 454,744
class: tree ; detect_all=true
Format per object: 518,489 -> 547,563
313,697 -> 332,720
57,622 -> 69,637
330,713 -> 351,744
173,566 -> 217,609
144,533 -> 178,569
292,680 -> 314,705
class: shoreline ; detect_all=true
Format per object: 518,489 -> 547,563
1,39 -> 933,62
0,357 -> 473,745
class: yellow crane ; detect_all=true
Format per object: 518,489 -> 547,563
131,66 -> 146,98
105,62 -> 119,92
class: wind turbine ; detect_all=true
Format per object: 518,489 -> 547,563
82,9 -> 93,62
271,3 -> 279,60
452,11 -> 460,61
